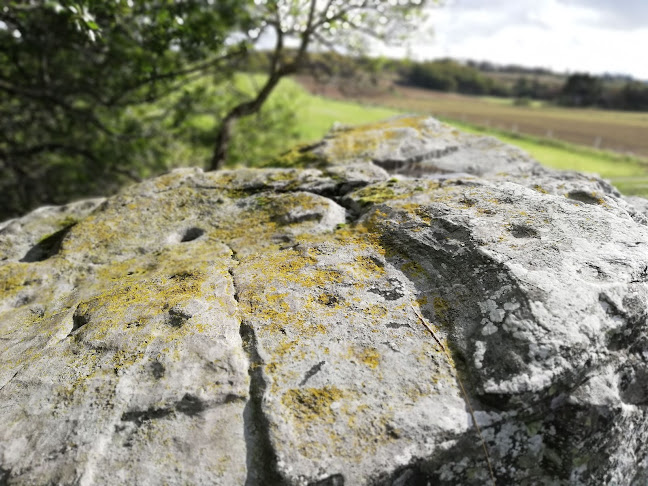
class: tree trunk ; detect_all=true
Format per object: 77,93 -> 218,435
207,11 -> 312,171
207,71 -> 284,172
209,117 -> 234,171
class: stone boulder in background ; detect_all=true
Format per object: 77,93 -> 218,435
1,117 -> 647,485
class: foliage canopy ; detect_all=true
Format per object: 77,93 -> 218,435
0,0 -> 431,219
0,0 -> 254,218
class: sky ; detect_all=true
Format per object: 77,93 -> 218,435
378,0 -> 648,80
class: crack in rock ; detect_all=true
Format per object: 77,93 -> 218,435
240,321 -> 283,486
0,465 -> 11,485
0,369 -> 20,394
373,145 -> 459,174
226,240 -> 282,485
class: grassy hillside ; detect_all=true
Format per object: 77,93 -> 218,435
185,75 -> 648,197
293,95 -> 402,141
443,120 -> 648,196
183,75 -> 404,167
280,78 -> 648,197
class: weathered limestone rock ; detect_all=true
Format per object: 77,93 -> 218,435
1,116 -> 648,485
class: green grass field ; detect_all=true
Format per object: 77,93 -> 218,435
185,75 -> 648,197
293,94 -> 402,140
442,119 -> 648,196
281,78 -> 648,197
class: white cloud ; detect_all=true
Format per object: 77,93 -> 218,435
559,0 -> 648,30
375,0 -> 648,80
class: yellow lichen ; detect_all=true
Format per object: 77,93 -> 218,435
0,263 -> 32,294
533,184 -> 549,194
401,261 -> 426,277
353,184 -> 397,206
350,346 -> 381,369
281,386 -> 344,423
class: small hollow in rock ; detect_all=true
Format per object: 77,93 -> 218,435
180,227 -> 205,243
509,224 -> 540,239
567,190 -> 602,205
20,225 -> 75,262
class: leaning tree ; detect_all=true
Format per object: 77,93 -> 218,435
0,0 -> 431,219
209,0 -> 432,170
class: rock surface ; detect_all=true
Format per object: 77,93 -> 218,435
1,116 -> 648,485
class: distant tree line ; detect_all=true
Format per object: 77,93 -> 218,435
261,51 -> 648,111
404,63 -> 648,109
558,74 -> 648,110
404,59 -> 513,97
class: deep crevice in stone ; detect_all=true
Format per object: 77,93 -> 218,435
225,242 -> 240,303
120,394 -> 208,426
0,466 -> 11,486
226,239 -> 282,485
240,321 -> 283,486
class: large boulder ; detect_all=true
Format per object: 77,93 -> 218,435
1,116 -> 647,485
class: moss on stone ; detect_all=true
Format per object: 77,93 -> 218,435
433,297 -> 451,326
262,145 -> 329,169
354,184 -> 397,206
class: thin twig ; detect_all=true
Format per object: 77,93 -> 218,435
411,303 -> 497,486
412,304 -> 446,351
